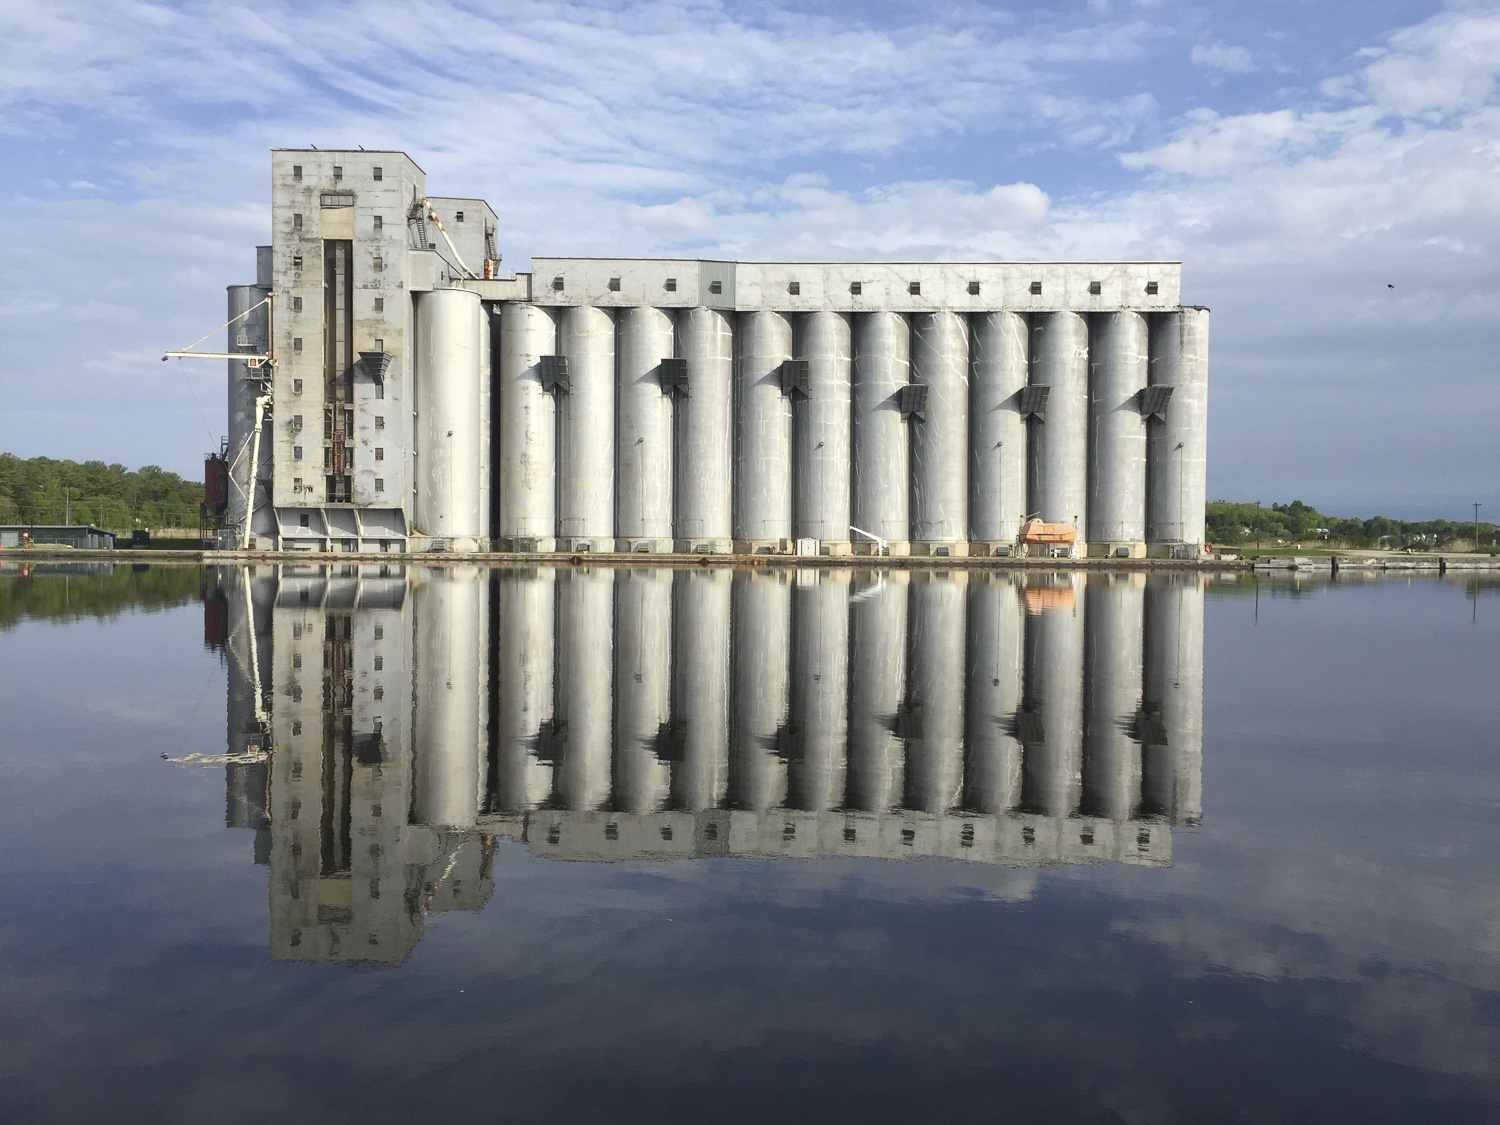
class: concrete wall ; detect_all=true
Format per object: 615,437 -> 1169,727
245,151 -> 1208,556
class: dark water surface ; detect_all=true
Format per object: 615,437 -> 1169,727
1,562 -> 1497,1124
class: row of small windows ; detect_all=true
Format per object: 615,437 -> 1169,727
291,164 -> 383,182
293,478 -> 384,494
549,276 -> 1162,297
293,446 -> 384,460
291,213 -> 384,230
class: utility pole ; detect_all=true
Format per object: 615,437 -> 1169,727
1475,502 -> 1482,553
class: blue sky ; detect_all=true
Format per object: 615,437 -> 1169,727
1,0 -> 1496,515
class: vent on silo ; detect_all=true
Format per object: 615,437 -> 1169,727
1145,281 -> 1159,295
850,281 -> 862,295
551,276 -> 564,291
788,281 -> 800,295
1089,281 -> 1102,295
608,277 -> 621,291
709,280 -> 722,294
665,278 -> 677,292
898,383 -> 929,422
1019,385 -> 1049,420
893,701 -> 924,740
1140,385 -> 1173,420
539,354 -> 570,394
358,351 -> 393,381
1016,710 -> 1046,744
781,359 -> 811,398
908,281 -> 921,295
968,281 -> 980,295
1029,281 -> 1042,295
658,357 -> 688,397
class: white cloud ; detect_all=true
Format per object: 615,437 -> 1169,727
0,1 -> 1497,507
1190,39 -> 1254,75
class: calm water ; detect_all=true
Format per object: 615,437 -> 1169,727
1,562 -> 1497,1124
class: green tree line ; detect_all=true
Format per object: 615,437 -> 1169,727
1208,500 -> 1497,549
0,563 -> 205,629
0,455 -> 205,531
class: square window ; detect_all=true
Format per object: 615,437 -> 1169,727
373,215 -> 382,230
1145,281 -> 1159,295
374,338 -> 383,351
1029,281 -> 1042,295
665,278 -> 677,291
292,413 -> 302,426
373,256 -> 383,271
374,447 -> 384,461
552,275 -> 565,291
374,478 -> 384,492
292,255 -> 303,270
332,165 -> 343,180
293,337 -> 303,351
788,281 -> 800,295
373,297 -> 384,312
708,280 -> 722,295
608,277 -> 621,291
292,213 -> 302,229
908,281 -> 921,295
455,211 -> 464,223
292,296 -> 303,312
967,281 -> 980,295
373,685 -> 383,700
292,165 -> 302,181
293,378 -> 303,393
373,166 -> 383,181
375,415 -> 385,429
294,446 -> 303,460
1089,281 -> 1102,295
849,281 -> 862,295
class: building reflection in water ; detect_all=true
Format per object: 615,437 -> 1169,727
216,564 -> 1204,965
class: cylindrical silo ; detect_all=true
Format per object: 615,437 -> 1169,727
556,567 -> 613,811
614,568 -> 673,813
671,567 -> 731,810
413,288 -> 484,547
675,308 -> 735,551
1088,312 -> 1149,551
494,567 -> 555,813
852,312 -> 911,553
734,311 -> 794,549
1020,575 -> 1084,818
411,568 -> 484,827
226,283 -> 270,544
963,573 -> 1023,814
1143,573 -> 1204,824
969,311 -> 1029,551
787,571 -> 850,812
558,305 -> 616,550
910,311 -> 969,551
1082,572 -> 1144,821
794,312 -> 852,549
1028,311 -> 1089,548
729,570 -> 790,811
1148,309 -> 1210,550
498,302 -> 559,549
616,307 -> 676,550
847,569 -> 908,811
904,571 -> 966,813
